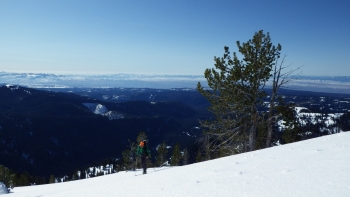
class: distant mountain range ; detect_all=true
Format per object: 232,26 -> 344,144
1,72 -> 349,93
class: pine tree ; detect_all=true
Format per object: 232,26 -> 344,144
195,149 -> 202,163
80,170 -> 86,179
197,30 -> 283,152
156,141 -> 168,167
72,171 -> 81,180
146,158 -> 153,169
182,148 -> 189,165
122,149 -> 135,171
0,165 -> 15,189
171,142 -> 181,166
277,101 -> 303,143
137,131 -> 148,143
15,171 -> 31,186
49,175 -> 55,183
339,112 -> 350,131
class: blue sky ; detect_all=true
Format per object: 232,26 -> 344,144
1,0 -> 349,75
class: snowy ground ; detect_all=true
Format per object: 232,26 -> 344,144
278,107 -> 344,134
7,132 -> 350,197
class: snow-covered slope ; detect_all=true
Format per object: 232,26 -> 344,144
9,132 -> 350,197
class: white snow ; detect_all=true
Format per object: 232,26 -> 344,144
278,107 -> 343,133
82,103 -> 124,120
295,106 -> 307,113
8,132 -> 350,197
82,103 -> 108,114
103,111 -> 124,120
0,183 -> 8,194
94,104 -> 108,114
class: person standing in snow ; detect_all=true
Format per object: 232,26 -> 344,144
136,140 -> 151,174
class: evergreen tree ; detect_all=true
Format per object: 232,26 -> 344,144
156,141 -> 168,167
277,101 -> 303,143
80,170 -> 86,179
339,112 -> 350,131
215,145 -> 232,158
15,171 -> 31,186
72,171 -> 80,180
182,148 -> 189,165
122,149 -> 135,171
197,134 -> 212,160
195,149 -> 202,163
137,131 -> 148,143
49,175 -> 55,183
171,142 -> 181,166
197,30 -> 282,152
92,167 -> 96,177
146,158 -> 154,169
0,165 -> 15,189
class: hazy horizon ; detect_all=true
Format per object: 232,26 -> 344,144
1,71 -> 349,94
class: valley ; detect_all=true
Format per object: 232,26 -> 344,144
0,85 -> 349,180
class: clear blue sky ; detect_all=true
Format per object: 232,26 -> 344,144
1,0 -> 349,75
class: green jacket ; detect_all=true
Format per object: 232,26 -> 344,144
136,145 -> 150,157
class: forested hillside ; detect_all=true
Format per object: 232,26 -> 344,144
0,85 -> 200,177
1,84 -> 350,185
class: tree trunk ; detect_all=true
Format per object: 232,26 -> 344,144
205,135 -> 211,160
249,111 -> 258,151
266,89 -> 276,148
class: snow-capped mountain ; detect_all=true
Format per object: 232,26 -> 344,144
6,132 -> 350,197
1,71 -> 349,93
83,103 -> 124,120
0,72 -> 205,89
